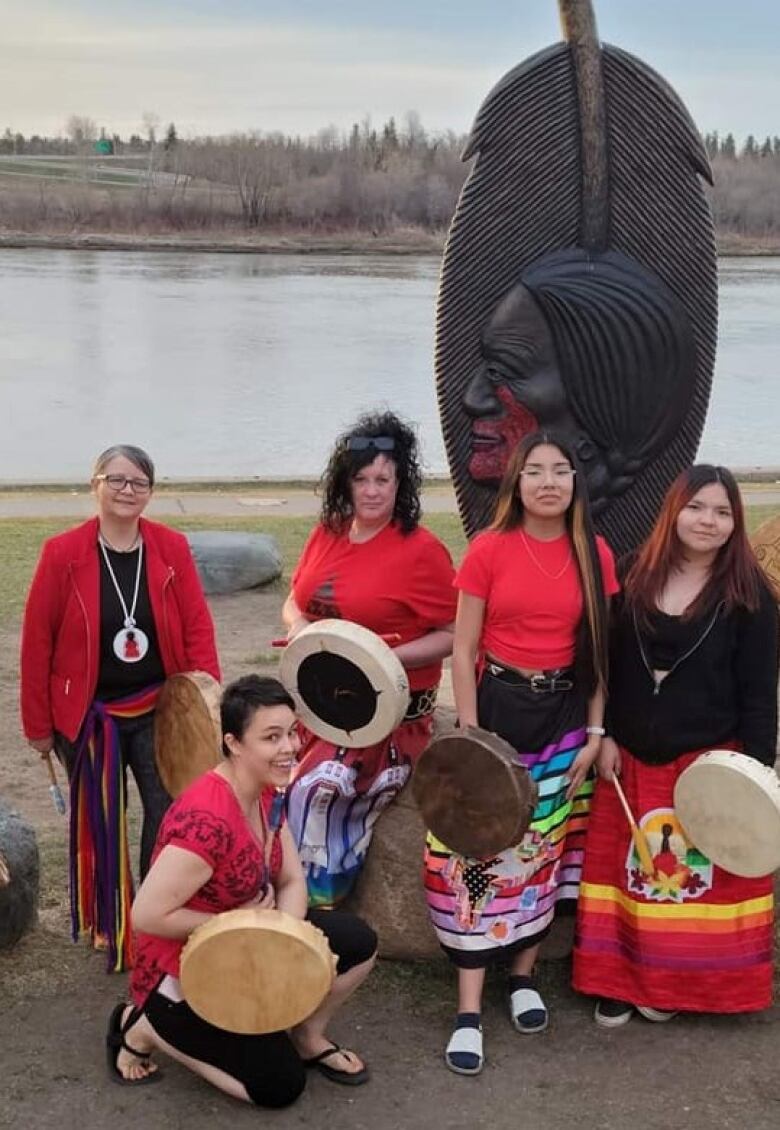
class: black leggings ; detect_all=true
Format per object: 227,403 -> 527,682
143,909 -> 377,1108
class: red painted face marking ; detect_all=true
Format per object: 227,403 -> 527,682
468,386 -> 538,483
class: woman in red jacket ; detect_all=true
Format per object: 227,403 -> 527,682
20,444 -> 220,971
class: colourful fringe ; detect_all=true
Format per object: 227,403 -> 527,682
69,685 -> 161,972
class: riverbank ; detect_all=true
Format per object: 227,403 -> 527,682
0,228 -> 446,256
1,479 -> 779,518
1,228 -> 779,256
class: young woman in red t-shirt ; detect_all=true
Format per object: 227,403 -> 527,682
107,676 -> 377,1106
282,411 -> 457,907
425,432 -> 617,1075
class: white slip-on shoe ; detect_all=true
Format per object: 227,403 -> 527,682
444,1024 -> 484,1075
509,987 -> 549,1034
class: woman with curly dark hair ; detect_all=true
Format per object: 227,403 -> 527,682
282,411 -> 457,906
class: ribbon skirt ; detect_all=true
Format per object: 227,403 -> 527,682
424,673 -> 590,967
572,746 -> 774,1013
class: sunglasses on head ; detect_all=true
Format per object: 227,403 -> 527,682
345,436 -> 396,452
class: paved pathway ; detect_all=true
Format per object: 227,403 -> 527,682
0,482 -> 778,519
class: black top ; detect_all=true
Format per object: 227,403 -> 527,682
606,581 -> 779,766
96,545 -> 165,701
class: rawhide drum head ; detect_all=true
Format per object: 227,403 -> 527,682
674,750 -> 780,878
180,907 -> 336,1034
278,619 -> 410,748
154,671 -> 222,797
413,725 -> 537,858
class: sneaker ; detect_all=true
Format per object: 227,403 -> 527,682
637,1005 -> 678,1023
594,998 -> 634,1028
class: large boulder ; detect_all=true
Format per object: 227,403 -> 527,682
186,531 -> 282,595
0,799 -> 39,950
347,778 -> 439,961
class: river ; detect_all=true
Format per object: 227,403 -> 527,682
0,250 -> 777,481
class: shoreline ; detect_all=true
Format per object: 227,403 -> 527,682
1,230 -> 779,257
0,471 -> 778,493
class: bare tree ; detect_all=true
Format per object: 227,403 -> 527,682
65,115 -> 97,148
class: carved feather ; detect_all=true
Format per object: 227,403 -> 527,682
436,2 -> 717,554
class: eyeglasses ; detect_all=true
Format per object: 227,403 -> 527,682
345,436 -> 396,452
519,468 -> 576,482
95,474 -> 153,494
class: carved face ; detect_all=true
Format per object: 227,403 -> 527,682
464,284 -> 573,484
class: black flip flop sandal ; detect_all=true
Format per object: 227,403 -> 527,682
303,1043 -> 370,1087
106,1002 -> 163,1086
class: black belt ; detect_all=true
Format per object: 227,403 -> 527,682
484,659 -> 574,694
404,686 -> 438,721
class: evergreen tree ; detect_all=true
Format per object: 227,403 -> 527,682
742,134 -> 758,159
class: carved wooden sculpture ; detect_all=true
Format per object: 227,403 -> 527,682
436,0 -> 717,554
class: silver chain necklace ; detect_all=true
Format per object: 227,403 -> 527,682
98,535 -> 150,663
519,529 -> 572,581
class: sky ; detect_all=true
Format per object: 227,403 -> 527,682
1,0 -> 778,143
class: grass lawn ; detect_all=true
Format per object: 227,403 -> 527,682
1,507 -> 775,628
0,513 -> 471,627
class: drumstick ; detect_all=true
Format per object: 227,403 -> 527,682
611,774 -> 655,877
43,753 -> 67,815
271,632 -> 402,647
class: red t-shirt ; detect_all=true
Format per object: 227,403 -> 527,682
455,528 -> 619,670
130,771 -> 284,1006
292,522 -> 457,691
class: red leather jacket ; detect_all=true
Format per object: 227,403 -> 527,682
20,516 -> 221,742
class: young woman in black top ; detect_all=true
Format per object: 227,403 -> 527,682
573,465 -> 778,1025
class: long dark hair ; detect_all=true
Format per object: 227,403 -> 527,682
490,430 -> 609,694
625,464 -> 773,623
319,410 -> 423,534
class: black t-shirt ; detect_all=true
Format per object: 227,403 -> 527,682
606,584 -> 779,765
645,608 -> 705,670
96,544 -> 166,701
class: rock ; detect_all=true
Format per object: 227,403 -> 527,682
0,799 -> 39,950
186,532 -> 282,595
347,778 -> 441,962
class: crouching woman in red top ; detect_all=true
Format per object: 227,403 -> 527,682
20,444 -> 220,971
110,675 -> 377,1107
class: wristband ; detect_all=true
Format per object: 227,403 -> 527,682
586,725 -> 606,737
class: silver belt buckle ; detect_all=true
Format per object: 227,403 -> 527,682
530,673 -> 546,693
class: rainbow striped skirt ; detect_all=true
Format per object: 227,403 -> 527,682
573,746 -> 774,1013
424,673 -> 590,967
